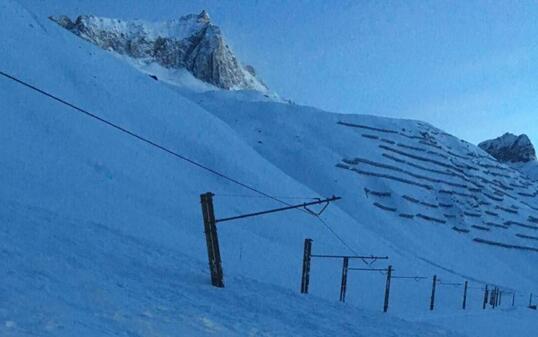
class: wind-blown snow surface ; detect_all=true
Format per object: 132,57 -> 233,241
1,1 -> 537,336
513,161 -> 538,181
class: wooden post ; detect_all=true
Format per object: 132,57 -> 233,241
201,192 -> 224,288
462,281 -> 468,310
300,239 -> 313,294
499,290 -> 502,306
483,285 -> 489,310
339,257 -> 349,302
529,293 -> 534,308
512,291 -> 516,307
490,287 -> 496,308
383,265 -> 392,313
430,275 -> 437,311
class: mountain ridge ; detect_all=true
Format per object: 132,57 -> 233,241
479,132 -> 538,180
478,132 -> 536,163
2,1 -> 538,336
49,11 -> 267,91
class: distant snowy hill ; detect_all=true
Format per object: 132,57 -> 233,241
2,1 -> 538,336
50,11 -> 267,91
479,133 -> 538,180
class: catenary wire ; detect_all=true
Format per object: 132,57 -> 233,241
0,69 -> 363,257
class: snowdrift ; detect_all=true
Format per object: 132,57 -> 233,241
1,1 -> 537,336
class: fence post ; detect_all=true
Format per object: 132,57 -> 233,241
490,287 -> 497,308
339,257 -> 349,302
430,275 -> 437,311
529,293 -> 534,308
201,192 -> 224,288
300,239 -> 313,294
512,291 -> 516,307
462,280 -> 468,310
499,290 -> 502,306
483,285 -> 489,309
383,265 -> 392,313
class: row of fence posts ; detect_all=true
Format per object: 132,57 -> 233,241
300,238 -> 392,308
300,238 -> 536,313
199,193 -> 537,312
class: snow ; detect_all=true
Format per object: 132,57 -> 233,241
53,13 -> 209,43
49,11 -> 269,92
124,57 -> 218,92
2,199 -> 466,337
513,161 -> 538,181
1,0 -> 538,336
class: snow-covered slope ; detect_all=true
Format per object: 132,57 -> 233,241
49,11 -> 267,91
1,1 -> 538,336
516,161 -> 538,181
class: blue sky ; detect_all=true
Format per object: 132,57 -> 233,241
29,0 -> 538,146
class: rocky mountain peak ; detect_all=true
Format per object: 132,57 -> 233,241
49,13 -> 267,91
197,10 -> 210,23
478,132 -> 536,163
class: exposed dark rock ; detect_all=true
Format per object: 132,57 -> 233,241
49,11 -> 267,91
479,133 -> 536,163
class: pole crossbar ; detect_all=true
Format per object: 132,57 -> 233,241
438,282 -> 463,286
215,196 -> 341,223
392,276 -> 427,280
348,267 -> 389,272
311,254 -> 389,259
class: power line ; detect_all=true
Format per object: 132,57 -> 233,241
214,193 -> 319,200
0,69 -> 360,254
7,71 -> 528,298
392,276 -> 427,281
216,196 -> 340,224
0,70 -> 289,204
315,215 -> 360,255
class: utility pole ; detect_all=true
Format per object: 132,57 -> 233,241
483,285 -> 489,310
301,238 -> 313,294
339,257 -> 349,302
430,275 -> 437,311
307,249 -> 389,300
490,287 -> 497,308
512,291 -> 516,307
201,193 -> 341,288
383,265 -> 393,313
201,192 -> 224,288
462,281 -> 468,310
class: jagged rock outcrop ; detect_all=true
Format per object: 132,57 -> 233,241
50,11 -> 267,91
479,133 -> 536,163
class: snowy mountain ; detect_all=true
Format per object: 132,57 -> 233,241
480,133 -> 538,180
2,1 -> 538,336
49,11 -> 267,91
479,133 -> 536,163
